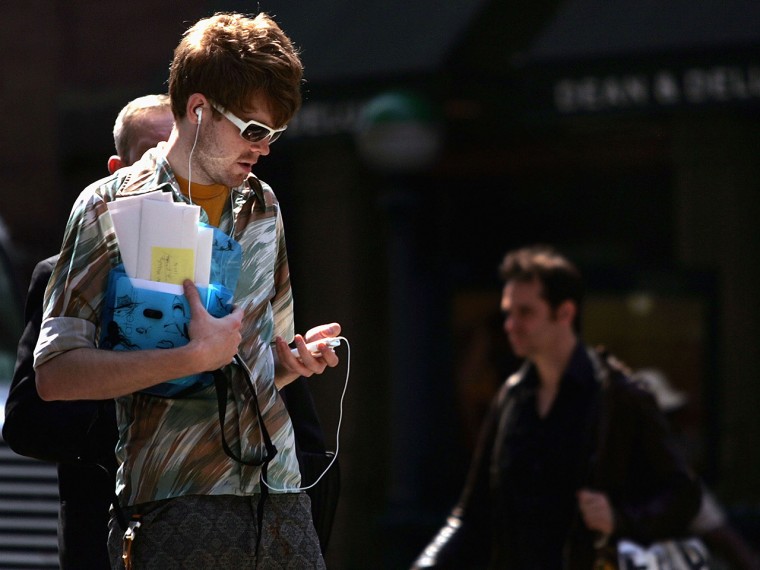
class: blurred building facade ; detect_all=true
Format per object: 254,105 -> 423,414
2,1 -> 760,567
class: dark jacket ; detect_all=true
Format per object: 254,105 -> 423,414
4,255 -> 117,569
412,346 -> 701,569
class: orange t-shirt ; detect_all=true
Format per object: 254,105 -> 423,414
175,175 -> 229,227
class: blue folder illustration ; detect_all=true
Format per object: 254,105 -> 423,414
100,225 -> 241,397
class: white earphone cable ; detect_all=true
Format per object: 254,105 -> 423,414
263,336 -> 351,492
186,113 -> 202,206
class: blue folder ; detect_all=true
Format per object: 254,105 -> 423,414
99,225 -> 241,397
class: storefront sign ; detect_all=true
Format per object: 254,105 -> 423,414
288,100 -> 363,137
553,63 -> 760,114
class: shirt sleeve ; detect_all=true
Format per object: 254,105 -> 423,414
33,184 -> 119,368
270,207 -> 295,344
603,382 -> 702,542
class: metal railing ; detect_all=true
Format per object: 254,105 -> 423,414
0,441 -> 59,568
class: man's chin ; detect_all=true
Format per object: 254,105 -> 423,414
510,339 -> 540,359
510,345 -> 527,358
217,172 -> 248,188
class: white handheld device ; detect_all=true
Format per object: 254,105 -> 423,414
290,337 -> 342,358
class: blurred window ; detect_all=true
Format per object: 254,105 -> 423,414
0,238 -> 23,382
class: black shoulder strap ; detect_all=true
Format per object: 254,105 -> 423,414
211,354 -> 278,467
583,347 -> 628,487
579,386 -> 605,488
115,356 -> 278,540
488,369 -> 523,492
211,354 -> 278,561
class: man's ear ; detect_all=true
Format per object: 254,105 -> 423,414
108,155 -> 125,174
186,93 -> 206,125
557,300 -> 577,325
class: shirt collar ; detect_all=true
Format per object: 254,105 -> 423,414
564,341 -> 595,386
516,340 -> 596,391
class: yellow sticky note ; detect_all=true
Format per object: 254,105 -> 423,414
151,247 -> 195,285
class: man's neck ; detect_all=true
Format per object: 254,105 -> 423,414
531,332 -> 578,418
533,332 -> 579,390
164,128 -> 194,182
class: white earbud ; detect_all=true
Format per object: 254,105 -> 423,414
195,107 -> 203,123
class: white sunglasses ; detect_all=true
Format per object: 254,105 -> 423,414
211,103 -> 287,143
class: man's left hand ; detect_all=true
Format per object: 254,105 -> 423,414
273,323 -> 341,388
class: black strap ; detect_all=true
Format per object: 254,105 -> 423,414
84,401 -> 128,533
114,355 -> 278,550
586,347 -> 626,486
580,381 -> 605,488
210,355 -> 277,467
97,458 -> 127,532
578,349 -> 620,556
211,354 -> 278,561
489,378 -> 519,494
109,355 -> 281,563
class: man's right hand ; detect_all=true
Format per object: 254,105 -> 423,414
577,488 -> 615,536
36,281 -> 245,401
184,279 -> 243,371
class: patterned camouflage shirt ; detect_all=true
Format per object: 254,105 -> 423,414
34,146 -> 302,506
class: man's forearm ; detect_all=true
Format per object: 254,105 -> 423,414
36,344 -> 204,401
36,281 -> 245,401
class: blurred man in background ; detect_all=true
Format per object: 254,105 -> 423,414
4,93 -> 173,569
413,245 -> 701,569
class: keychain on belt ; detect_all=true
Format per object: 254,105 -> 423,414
122,515 -> 142,570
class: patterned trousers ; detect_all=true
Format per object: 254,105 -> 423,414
108,493 -> 326,569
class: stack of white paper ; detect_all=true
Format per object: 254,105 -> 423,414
107,193 -> 213,286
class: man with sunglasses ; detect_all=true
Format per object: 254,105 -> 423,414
33,12 -> 340,568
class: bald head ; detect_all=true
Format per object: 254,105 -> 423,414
108,94 -> 173,173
